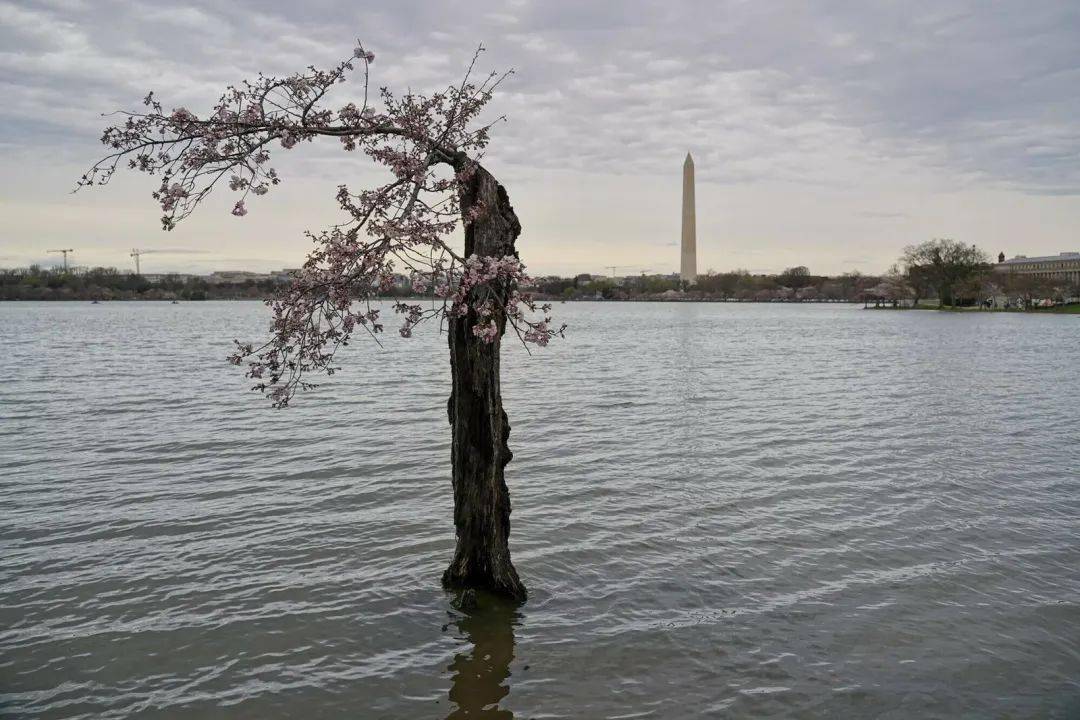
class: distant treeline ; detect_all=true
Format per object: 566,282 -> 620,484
533,267 -> 878,302
10,243 -> 1076,307
0,266 -> 278,301
1,264 -> 881,303
541,240 -> 1080,308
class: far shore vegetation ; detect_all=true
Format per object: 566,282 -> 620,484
5,238 -> 1078,310
1,263 -> 902,303
864,238 -> 1080,312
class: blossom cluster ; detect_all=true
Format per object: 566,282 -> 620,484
79,45 -> 377,230
392,254 -> 564,346
84,43 -> 559,408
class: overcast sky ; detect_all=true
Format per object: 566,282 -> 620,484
3,0 -> 1079,276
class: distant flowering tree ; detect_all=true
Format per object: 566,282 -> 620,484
80,43 -> 563,601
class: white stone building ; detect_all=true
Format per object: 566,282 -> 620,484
993,252 -> 1080,285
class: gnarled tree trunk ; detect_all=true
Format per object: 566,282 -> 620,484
442,161 -> 527,602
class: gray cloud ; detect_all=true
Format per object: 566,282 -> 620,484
856,211 -> 909,219
3,0 -> 1078,194
139,247 -> 211,255
3,0 -> 1080,276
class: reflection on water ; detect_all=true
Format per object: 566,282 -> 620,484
446,591 -> 520,719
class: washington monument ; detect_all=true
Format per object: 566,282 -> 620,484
681,153 -> 697,284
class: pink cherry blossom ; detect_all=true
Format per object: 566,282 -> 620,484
169,107 -> 195,124
80,42 -> 563,407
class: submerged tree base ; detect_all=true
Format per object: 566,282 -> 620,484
443,562 -> 527,603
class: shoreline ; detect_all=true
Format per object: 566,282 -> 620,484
866,303 -> 1080,314
0,296 -> 864,304
5,297 -> 1078,313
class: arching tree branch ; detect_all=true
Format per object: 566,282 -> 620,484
80,43 -> 563,408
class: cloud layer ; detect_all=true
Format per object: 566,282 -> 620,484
3,0 -> 1079,274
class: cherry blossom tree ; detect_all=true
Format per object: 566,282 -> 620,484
80,44 -> 562,601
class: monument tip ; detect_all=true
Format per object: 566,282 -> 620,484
684,152 -> 693,165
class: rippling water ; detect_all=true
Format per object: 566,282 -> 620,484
2,301 -> 1079,719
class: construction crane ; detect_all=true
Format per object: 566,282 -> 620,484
605,265 -> 653,278
48,248 -> 74,271
605,264 -> 638,278
130,248 -> 150,275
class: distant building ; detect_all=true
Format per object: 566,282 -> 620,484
207,270 -> 271,284
994,252 -> 1080,285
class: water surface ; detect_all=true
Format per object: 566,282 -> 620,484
2,301 -> 1079,718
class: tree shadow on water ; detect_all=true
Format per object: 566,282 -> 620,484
445,589 -> 521,719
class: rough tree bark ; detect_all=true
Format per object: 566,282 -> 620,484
442,161 -> 528,602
